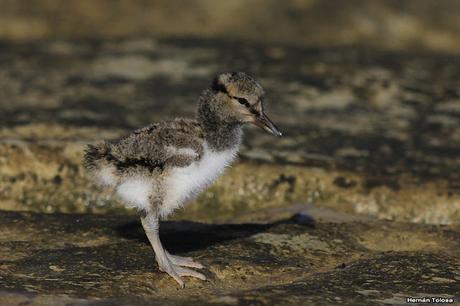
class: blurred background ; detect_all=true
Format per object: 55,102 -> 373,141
1,0 -> 460,225
1,0 -> 460,53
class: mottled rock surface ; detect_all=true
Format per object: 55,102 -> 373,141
1,38 -> 460,223
0,210 -> 458,305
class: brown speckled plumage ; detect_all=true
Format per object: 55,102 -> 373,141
84,119 -> 205,176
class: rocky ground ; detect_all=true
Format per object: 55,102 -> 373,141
1,37 -> 460,304
0,210 -> 458,305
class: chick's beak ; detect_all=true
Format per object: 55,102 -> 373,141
252,112 -> 282,137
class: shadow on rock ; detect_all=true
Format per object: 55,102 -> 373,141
115,220 -> 281,253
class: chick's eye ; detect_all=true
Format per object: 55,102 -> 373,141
236,97 -> 250,107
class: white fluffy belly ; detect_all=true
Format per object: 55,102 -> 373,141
116,177 -> 154,211
161,145 -> 237,217
94,165 -> 153,212
100,144 -> 238,216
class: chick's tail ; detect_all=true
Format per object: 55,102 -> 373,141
83,141 -> 112,171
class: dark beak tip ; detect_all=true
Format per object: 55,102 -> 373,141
264,126 -> 282,137
254,112 -> 282,137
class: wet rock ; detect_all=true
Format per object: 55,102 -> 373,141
0,210 -> 458,305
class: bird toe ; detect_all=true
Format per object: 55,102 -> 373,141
176,266 -> 207,281
167,253 -> 205,269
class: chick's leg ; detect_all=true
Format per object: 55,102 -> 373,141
141,212 -> 206,288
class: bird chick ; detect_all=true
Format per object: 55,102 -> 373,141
83,72 -> 281,287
